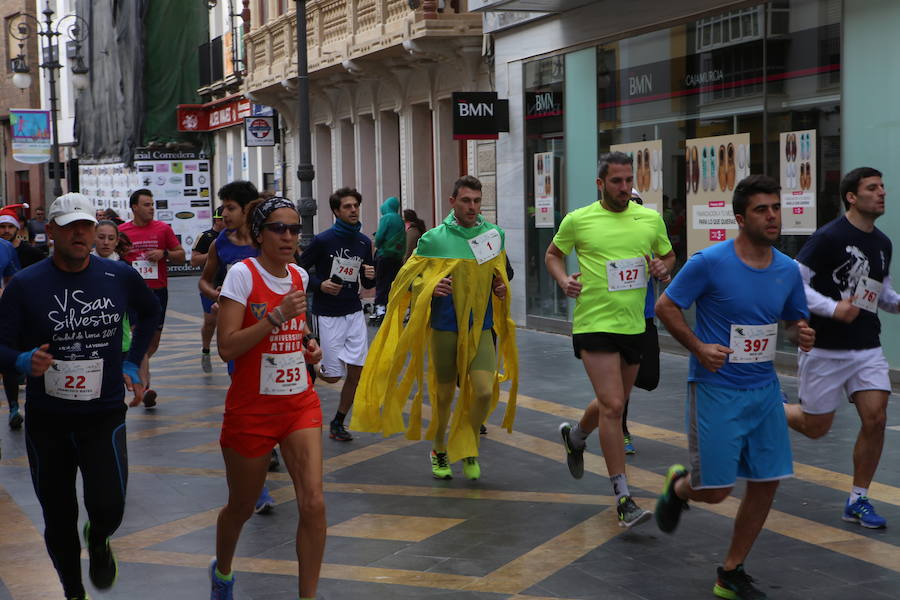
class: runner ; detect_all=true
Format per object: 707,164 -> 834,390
787,166 -> 897,528
121,188 -> 186,407
299,187 -> 375,442
548,152 -> 674,528
193,206 -> 226,372
654,175 -> 814,599
351,175 -> 519,480
0,233 -> 18,430
27,205 -> 49,254
210,197 -> 325,600
0,205 -> 44,268
372,195 -> 405,322
0,193 -> 160,599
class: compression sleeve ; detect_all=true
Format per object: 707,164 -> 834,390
360,237 -> 376,290
796,261 -> 839,318
878,275 -> 900,314
125,266 -> 162,364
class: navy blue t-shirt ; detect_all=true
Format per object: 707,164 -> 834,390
796,216 -> 892,350
664,240 -> 808,389
0,257 -> 160,414
299,228 -> 375,317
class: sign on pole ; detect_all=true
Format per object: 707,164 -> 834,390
9,109 -> 52,164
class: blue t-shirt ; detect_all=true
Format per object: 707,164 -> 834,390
0,257 -> 160,414
644,279 -> 655,319
663,240 -> 808,389
299,227 -> 375,317
215,229 -> 258,286
431,293 -> 493,332
0,238 -> 19,276
795,216 -> 892,350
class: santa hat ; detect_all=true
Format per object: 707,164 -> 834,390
0,206 -> 22,228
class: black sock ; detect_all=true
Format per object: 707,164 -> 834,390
333,411 -> 346,426
202,347 -> 210,354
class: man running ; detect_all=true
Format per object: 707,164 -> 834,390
786,166 -> 897,528
27,205 -> 49,254
299,187 -> 375,442
192,206 -> 225,372
0,193 -> 160,599
121,189 -> 186,407
655,175 -> 814,600
548,151 -> 674,528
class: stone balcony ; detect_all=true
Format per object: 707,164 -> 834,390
244,0 -> 483,94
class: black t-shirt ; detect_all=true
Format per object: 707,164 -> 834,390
796,216 -> 892,350
192,228 -> 218,256
15,242 -> 45,269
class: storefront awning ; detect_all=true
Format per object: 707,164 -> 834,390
176,95 -> 251,132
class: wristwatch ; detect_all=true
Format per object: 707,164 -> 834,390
163,249 -> 169,260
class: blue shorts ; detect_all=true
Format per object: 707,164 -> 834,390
200,293 -> 214,314
687,380 -> 792,489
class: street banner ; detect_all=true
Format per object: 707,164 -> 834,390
685,133 -> 750,255
9,109 -> 51,164
611,140 -> 663,213
533,151 -> 555,228
780,129 -> 816,235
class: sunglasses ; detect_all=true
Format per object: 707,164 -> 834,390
262,222 -> 301,235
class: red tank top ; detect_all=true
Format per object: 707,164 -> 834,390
225,258 -> 314,415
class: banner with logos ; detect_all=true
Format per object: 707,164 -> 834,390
533,152 -> 555,228
685,133 -> 750,255
610,140 -> 663,213
780,129 -> 816,235
9,109 -> 51,164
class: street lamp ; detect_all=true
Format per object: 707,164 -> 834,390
7,5 -> 90,198
295,0 -> 316,250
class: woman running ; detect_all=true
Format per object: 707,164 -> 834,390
210,197 -> 325,600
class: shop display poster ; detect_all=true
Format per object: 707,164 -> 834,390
610,140 -> 663,213
534,151 -> 555,229
780,129 -> 816,235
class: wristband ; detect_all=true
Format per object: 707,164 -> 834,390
122,360 -> 141,385
267,306 -> 286,327
15,347 -> 38,375
266,312 -> 280,327
303,334 -> 319,347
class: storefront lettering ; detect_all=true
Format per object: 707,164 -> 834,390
458,102 -> 495,117
684,69 -> 725,88
629,74 -> 652,96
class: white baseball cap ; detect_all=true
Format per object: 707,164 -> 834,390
48,193 -> 98,226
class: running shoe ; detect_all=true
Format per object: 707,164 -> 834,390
8,406 -> 22,430
480,424 -> 487,435
623,434 -> 635,455
254,486 -> 275,515
268,448 -> 280,472
67,595 -> 90,600
201,351 -> 213,373
462,456 -> 481,480
83,521 -> 117,589
430,450 -> 452,479
655,464 -> 689,533
329,421 -> 353,442
558,422 -> 584,479
616,496 -> 652,529
142,389 -> 158,408
209,558 -> 235,600
842,496 -> 887,528
713,564 -> 767,600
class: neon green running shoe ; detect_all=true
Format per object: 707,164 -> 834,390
462,456 -> 481,480
83,521 -> 117,590
430,450 -> 452,479
713,564 -> 768,599
623,434 -> 636,455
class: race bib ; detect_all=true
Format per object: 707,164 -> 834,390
468,229 -> 502,264
259,352 -> 308,395
729,323 -> 777,363
44,359 -> 103,400
132,260 -> 158,280
33,233 -> 46,243
606,257 -> 647,291
329,255 -> 362,283
852,277 -> 882,313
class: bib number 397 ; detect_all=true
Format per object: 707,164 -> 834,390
44,359 -> 103,400
729,323 -> 777,363
260,352 -> 307,395
606,257 -> 647,291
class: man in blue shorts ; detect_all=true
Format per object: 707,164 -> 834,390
191,206 -> 225,372
655,175 -> 814,600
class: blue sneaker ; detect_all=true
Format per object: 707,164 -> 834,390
254,486 -> 275,514
842,496 -> 887,528
623,434 -> 636,455
8,405 -> 22,429
209,558 -> 235,600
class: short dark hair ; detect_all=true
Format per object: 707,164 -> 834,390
840,167 -> 883,211
217,180 -> 259,208
129,188 -> 152,207
598,151 -> 633,180
732,174 -> 781,217
329,187 -> 362,215
452,175 -> 482,198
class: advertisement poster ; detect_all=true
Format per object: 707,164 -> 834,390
685,133 -> 750,255
780,129 -> 816,234
534,151 -> 555,228
9,109 -> 51,164
610,140 -> 663,213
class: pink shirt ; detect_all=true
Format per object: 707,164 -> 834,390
120,220 -> 180,289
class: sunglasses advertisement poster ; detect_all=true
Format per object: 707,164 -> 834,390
685,133 -> 750,256
533,151 -> 555,229
610,140 -> 663,213
779,129 -> 816,235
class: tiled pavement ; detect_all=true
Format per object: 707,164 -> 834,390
1,275 -> 899,599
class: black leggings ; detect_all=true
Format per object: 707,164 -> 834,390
25,406 -> 128,598
374,255 -> 402,306
3,368 -> 20,408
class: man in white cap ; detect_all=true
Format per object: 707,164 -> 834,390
0,192 -> 160,599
